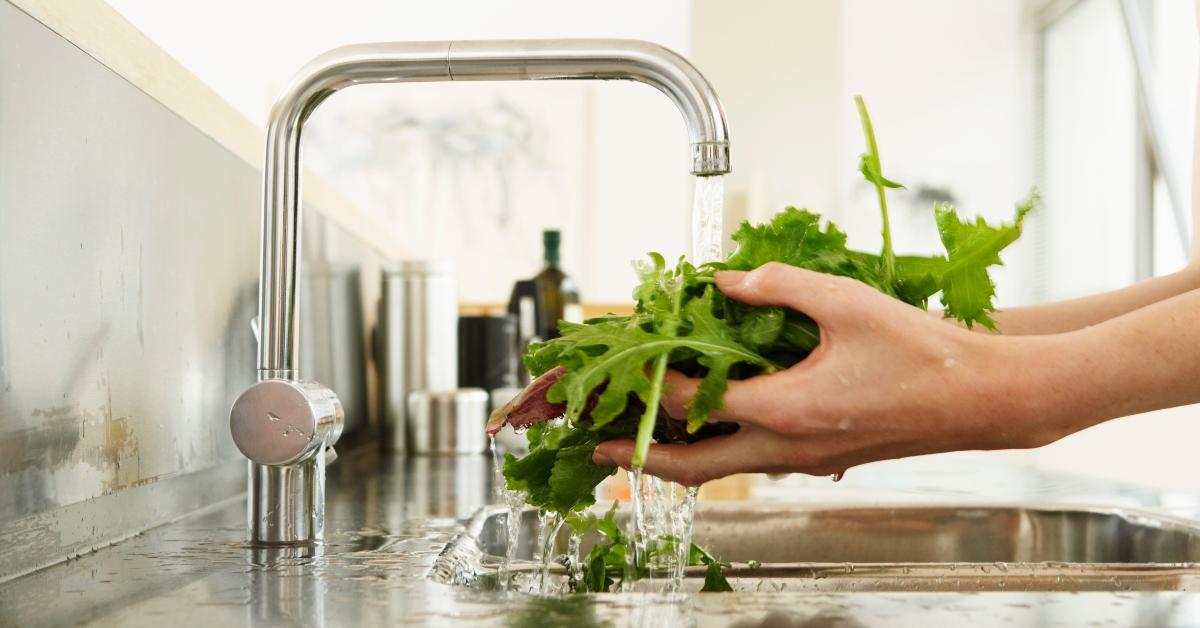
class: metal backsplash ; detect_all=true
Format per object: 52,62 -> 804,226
0,1 -> 383,581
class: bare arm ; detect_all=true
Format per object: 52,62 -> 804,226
975,265 -> 1200,335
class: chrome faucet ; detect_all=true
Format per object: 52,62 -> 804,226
229,39 -> 731,544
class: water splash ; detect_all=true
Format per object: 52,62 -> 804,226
624,468 -> 649,590
567,531 -> 583,589
670,486 -> 700,591
491,436 -> 526,592
623,174 -> 725,592
537,512 -> 563,594
499,491 -> 524,591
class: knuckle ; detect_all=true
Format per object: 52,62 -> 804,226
768,413 -> 801,436
748,262 -> 788,292
769,401 -> 817,437
661,396 -> 687,421
761,412 -> 796,436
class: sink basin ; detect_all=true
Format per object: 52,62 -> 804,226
431,503 -> 1200,592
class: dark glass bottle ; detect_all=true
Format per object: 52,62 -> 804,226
532,230 -> 581,340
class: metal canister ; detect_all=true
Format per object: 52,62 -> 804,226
406,388 -> 489,455
458,313 -> 518,394
379,260 -> 458,452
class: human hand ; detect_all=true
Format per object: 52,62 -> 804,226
592,262 -> 1071,486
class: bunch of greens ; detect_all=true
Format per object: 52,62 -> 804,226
503,95 -> 1036,517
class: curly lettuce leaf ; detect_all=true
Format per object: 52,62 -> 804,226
503,424 -> 616,515
539,260 -> 776,435
933,192 -> 1036,330
723,207 -> 853,275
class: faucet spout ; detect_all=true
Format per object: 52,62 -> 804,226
233,39 -> 731,545
446,40 -> 730,175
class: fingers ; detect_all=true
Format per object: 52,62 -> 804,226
661,369 -> 793,428
592,427 -> 868,486
715,263 -> 865,323
592,433 -> 756,487
592,427 -> 815,486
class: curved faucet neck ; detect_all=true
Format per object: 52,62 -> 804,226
256,38 -> 731,379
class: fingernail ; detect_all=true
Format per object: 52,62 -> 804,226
592,450 -> 614,466
714,270 -> 747,289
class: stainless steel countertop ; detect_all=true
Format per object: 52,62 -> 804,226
3,449 -> 1200,627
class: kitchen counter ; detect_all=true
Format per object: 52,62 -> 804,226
3,449 -> 1200,627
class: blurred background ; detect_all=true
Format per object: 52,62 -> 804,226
102,0 -> 1200,492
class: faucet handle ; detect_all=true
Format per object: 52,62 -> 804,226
230,380 -> 344,466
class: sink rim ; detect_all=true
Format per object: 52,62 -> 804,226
430,500 -> 1200,592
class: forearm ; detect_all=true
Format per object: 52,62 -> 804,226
1010,287 -> 1200,445
968,265 -> 1200,335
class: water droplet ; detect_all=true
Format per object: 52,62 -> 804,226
266,412 -> 280,422
899,382 -> 909,390
830,471 -> 845,482
838,417 -> 853,431
837,374 -> 851,386
944,358 -> 957,368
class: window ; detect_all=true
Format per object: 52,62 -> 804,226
1038,0 -> 1196,302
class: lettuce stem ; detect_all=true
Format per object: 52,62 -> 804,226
631,272 -> 686,468
854,95 -> 896,287
632,353 -> 669,467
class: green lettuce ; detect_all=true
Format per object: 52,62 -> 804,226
504,96 -> 1035,517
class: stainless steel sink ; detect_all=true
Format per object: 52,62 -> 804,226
431,503 -> 1200,592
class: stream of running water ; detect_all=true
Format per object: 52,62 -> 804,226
625,174 -> 725,592
496,176 -> 725,594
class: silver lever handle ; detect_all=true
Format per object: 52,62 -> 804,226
230,380 -> 343,466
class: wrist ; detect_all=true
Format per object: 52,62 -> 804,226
977,330 -> 1099,450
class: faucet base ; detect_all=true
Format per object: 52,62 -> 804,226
247,457 -> 326,545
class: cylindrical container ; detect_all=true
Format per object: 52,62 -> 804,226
506,279 -> 541,386
301,263 -> 367,434
458,313 -> 518,394
407,388 -> 489,455
379,260 -> 458,452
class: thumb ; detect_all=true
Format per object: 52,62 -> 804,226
715,262 -> 860,323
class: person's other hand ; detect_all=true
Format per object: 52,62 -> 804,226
592,263 -> 1075,486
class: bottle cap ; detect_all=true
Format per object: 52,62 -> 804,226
543,230 -> 561,265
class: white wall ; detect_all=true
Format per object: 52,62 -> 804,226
1042,0 -> 1140,300
690,1 -> 844,234
104,0 -> 694,304
107,0 -> 1042,305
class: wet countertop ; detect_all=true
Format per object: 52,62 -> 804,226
3,449 -> 1200,627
